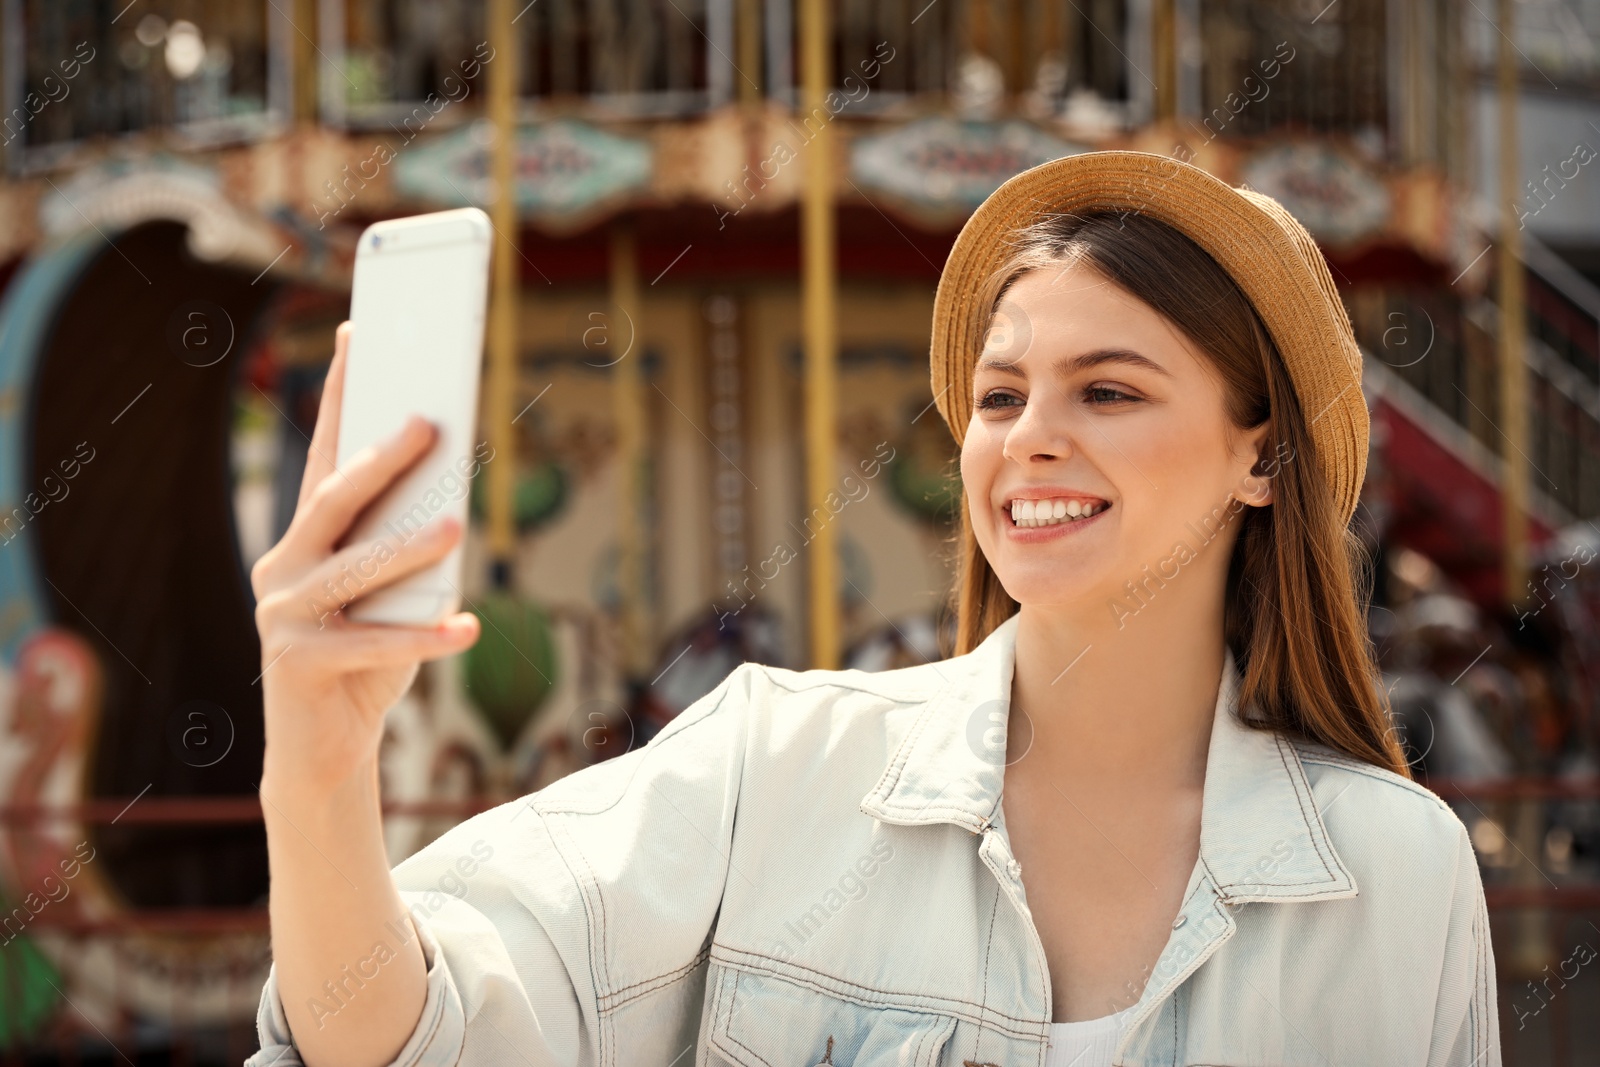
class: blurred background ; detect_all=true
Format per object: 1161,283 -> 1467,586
0,0 -> 1598,1062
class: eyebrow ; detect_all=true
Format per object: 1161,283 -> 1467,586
975,347 -> 1174,380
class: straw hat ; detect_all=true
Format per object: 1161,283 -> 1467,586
929,149 -> 1368,525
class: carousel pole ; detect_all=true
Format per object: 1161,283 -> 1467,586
486,0 -> 520,588
1497,0 -> 1529,608
799,0 -> 839,670
1153,0 -> 1176,123
1497,0 -> 1547,982
610,221 -> 648,676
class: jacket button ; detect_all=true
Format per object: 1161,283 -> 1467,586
1171,915 -> 1187,929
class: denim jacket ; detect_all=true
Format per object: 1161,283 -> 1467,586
248,612 -> 1499,1067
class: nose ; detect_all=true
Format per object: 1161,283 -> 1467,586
1001,390 -> 1076,464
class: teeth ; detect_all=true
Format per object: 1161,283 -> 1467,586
1009,497 -> 1106,527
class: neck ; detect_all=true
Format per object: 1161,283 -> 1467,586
1008,571 -> 1231,791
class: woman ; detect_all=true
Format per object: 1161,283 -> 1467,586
246,151 -> 1498,1067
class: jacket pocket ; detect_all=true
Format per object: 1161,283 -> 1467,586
705,962 -> 957,1067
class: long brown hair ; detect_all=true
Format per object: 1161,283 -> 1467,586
946,210 -> 1409,777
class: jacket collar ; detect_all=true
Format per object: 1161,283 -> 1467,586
859,612 -> 1357,902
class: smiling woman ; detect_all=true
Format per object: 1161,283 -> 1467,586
921,152 -> 1497,1062
246,151 -> 1498,1067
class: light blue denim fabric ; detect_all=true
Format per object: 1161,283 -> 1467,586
247,611 -> 1499,1066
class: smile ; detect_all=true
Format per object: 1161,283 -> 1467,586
1007,497 -> 1109,528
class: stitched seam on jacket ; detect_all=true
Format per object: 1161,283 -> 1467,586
543,811 -> 610,1067
1271,737 -> 1336,884
877,803 -> 988,821
708,948 -> 1046,1036
1469,899 -> 1478,1065
918,1013 -> 956,1067
975,886 -> 1001,1065
722,970 -> 776,1067
912,1014 -> 931,1066
600,945 -> 711,1013
395,960 -> 449,1067
534,668 -> 746,818
1198,853 -> 1226,902
1171,985 -> 1179,1067
712,963 -> 732,1053
1126,876 -> 1229,1058
720,947 -> 1043,1030
1210,883 -> 1358,897
1293,751 -> 1453,813
1475,877 -> 1487,1064
1465,884 -> 1477,1064
760,667 -> 934,704
867,688 -> 947,804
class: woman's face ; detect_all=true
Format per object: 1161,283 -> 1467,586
960,261 -> 1272,616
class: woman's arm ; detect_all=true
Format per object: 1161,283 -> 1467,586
248,321 -> 759,1065
250,322 -> 481,1067
248,660 -> 762,1067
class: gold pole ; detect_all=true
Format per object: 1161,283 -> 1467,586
1498,0 -> 1549,985
737,0 -> 763,108
968,0 -> 990,59
1154,0 -> 1176,122
800,0 -> 839,670
293,0 -> 318,123
486,0 -> 519,585
610,221 -> 647,676
1497,0 -> 1527,608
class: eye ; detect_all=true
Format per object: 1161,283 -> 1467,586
975,389 -> 1021,411
1084,384 -> 1140,405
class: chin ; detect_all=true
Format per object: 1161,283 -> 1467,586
994,566 -> 1107,610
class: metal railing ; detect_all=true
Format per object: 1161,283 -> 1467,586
1349,238 -> 1600,525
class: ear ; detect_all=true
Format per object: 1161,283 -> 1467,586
1235,422 -> 1277,508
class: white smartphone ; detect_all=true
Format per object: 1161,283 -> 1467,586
334,207 -> 492,625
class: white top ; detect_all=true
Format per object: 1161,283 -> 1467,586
1044,1010 -> 1133,1067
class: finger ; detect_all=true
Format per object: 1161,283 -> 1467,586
292,513 -> 462,621
297,321 -> 352,513
301,613 -> 480,672
290,415 -> 438,558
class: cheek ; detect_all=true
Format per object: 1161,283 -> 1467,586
1115,412 -> 1239,526
959,428 -> 999,530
